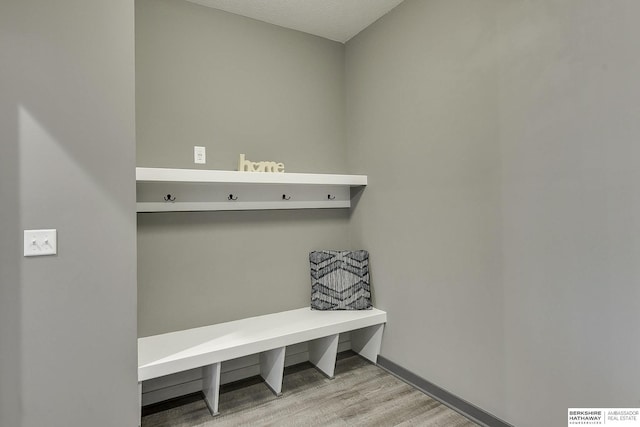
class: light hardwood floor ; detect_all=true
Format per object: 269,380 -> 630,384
142,352 -> 479,427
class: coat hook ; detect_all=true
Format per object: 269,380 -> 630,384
228,194 -> 238,201
282,194 -> 291,200
327,194 -> 336,200
164,194 -> 176,202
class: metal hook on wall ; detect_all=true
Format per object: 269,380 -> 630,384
228,194 -> 238,201
327,194 -> 336,200
164,194 -> 176,202
282,194 -> 291,200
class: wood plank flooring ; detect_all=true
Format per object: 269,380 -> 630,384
142,352 -> 479,427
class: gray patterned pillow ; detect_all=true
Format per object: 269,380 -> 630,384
310,250 -> 372,310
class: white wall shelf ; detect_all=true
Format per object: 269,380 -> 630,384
137,167 -> 367,186
136,167 -> 367,212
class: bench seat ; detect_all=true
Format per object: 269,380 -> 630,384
137,307 -> 387,422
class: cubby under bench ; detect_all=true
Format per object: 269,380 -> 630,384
137,307 -> 387,424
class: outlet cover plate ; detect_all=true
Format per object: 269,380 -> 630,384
194,146 -> 206,164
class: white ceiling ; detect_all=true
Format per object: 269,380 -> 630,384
184,0 -> 406,43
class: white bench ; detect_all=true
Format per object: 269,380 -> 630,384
137,307 -> 387,422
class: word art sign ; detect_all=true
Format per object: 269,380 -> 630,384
238,154 -> 285,173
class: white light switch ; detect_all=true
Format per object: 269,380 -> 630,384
24,229 -> 57,257
194,146 -> 206,164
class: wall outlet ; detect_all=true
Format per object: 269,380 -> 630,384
24,229 -> 57,257
194,146 -> 206,164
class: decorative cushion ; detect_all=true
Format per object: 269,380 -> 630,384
310,250 -> 372,310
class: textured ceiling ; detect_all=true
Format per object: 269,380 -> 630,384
184,0 -> 406,43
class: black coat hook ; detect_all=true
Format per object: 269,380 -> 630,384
327,194 -> 336,200
282,194 -> 291,200
228,194 -> 238,201
164,194 -> 176,202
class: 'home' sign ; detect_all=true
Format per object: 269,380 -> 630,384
238,154 -> 285,173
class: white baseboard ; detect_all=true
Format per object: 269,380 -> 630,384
142,333 -> 352,406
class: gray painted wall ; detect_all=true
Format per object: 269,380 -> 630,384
346,0 -> 505,418
498,1 -> 640,424
0,0 -> 138,426
346,1 -> 640,426
0,2 -> 22,424
135,0 -> 346,173
136,0 -> 350,337
138,210 -> 350,336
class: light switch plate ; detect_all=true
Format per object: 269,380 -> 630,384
194,146 -> 206,164
24,229 -> 57,257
